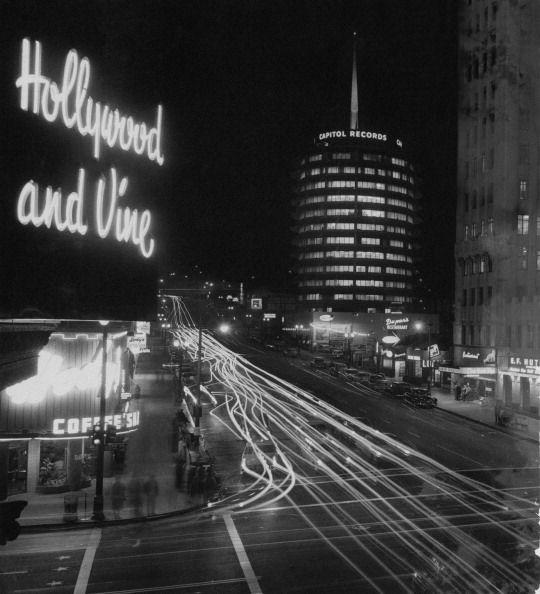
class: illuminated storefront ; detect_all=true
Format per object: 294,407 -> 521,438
0,327 -> 139,496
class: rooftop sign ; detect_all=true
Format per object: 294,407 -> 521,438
14,39 -> 161,258
317,129 -> 403,148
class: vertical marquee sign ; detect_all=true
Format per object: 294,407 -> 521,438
15,39 -> 162,258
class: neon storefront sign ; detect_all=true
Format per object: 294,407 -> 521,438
5,346 -> 122,405
14,39 -> 160,258
52,411 -> 140,436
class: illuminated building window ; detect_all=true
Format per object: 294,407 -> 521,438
521,246 -> 528,270
358,195 -> 385,204
328,180 -> 355,188
356,279 -> 383,287
334,294 -> 354,300
327,222 -> 354,230
386,281 -> 407,289
355,294 -> 383,301
356,251 -> 384,259
326,279 -> 354,286
364,167 -> 375,175
386,212 -> 411,222
326,265 -> 354,272
299,209 -> 325,219
471,222 -> 478,237
488,218 -> 494,234
519,180 -> 528,200
310,168 -> 321,176
327,208 -> 355,216
332,153 -> 351,159
358,223 -> 385,231
344,167 -> 356,174
302,251 -> 324,259
387,253 -> 412,263
387,198 -> 410,209
386,225 -> 406,234
302,237 -> 323,245
299,196 -> 325,206
326,250 -> 354,258
358,181 -> 379,189
299,280 -> 321,287
386,267 -> 407,275
391,158 -> 405,166
309,154 -> 322,162
388,184 -> 407,195
389,240 -> 404,248
368,266 -> 382,273
326,167 -> 339,174
377,169 -> 386,176
391,171 -> 401,179
363,154 -> 381,162
299,266 -> 324,273
536,250 -> 540,271
517,214 -> 529,235
326,236 -> 355,244
361,237 -> 380,245
361,209 -> 385,218
305,293 -> 322,300
356,265 -> 366,272
327,195 -> 355,202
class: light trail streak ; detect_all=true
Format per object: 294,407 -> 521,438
165,297 -> 538,592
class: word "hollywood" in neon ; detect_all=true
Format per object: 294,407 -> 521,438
17,168 -> 155,258
16,38 -> 164,165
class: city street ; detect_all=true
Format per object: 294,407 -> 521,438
0,327 -> 538,593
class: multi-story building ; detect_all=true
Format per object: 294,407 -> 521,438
291,43 -> 422,314
453,0 -> 540,418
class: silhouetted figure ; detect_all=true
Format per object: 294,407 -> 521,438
455,385 -> 462,401
143,475 -> 159,515
128,476 -> 143,516
111,476 -> 126,520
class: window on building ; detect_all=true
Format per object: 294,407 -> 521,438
519,180 -> 528,200
308,154 -> 322,162
326,167 -> 339,174
334,293 -> 353,300
326,236 -> 355,244
464,193 -> 469,212
465,225 -> 469,240
472,190 -> 477,209
471,222 -> 478,238
517,214 -> 529,235
364,167 -> 375,175
343,167 -> 356,174
361,237 -> 380,245
332,153 -> 351,160
368,266 -> 382,273
487,286 -> 493,300
462,289 -> 467,306
470,288 -> 476,306
488,218 -> 494,234
521,246 -> 528,269
478,287 -> 484,305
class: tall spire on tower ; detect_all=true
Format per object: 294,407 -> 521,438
350,32 -> 359,130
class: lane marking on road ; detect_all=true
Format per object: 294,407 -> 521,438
223,514 -> 263,594
74,527 -> 101,594
60,577 -> 252,593
407,430 -> 420,439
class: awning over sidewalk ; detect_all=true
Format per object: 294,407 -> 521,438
438,366 -> 496,376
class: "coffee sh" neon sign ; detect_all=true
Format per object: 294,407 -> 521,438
14,39 -> 162,258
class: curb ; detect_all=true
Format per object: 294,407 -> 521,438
436,405 -> 538,444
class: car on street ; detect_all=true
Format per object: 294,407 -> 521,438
404,388 -> 438,408
241,440 -> 277,474
282,347 -> 300,357
383,381 -> 413,398
310,356 -> 330,369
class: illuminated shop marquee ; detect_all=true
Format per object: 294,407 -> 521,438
52,411 -> 140,436
14,39 -> 162,258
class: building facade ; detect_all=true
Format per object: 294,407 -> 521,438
454,0 -> 540,417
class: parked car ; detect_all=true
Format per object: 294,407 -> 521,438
404,388 -> 438,408
310,356 -> 330,369
369,373 -> 386,383
383,381 -> 413,398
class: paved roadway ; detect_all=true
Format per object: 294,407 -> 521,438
1,333 -> 538,593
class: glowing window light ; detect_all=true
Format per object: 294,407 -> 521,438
16,39 -> 164,165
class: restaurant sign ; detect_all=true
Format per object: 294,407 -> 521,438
52,411 -> 140,436
508,355 -> 540,375
455,346 -> 496,366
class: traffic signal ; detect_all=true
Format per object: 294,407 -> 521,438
0,500 -> 27,545
105,425 -> 117,444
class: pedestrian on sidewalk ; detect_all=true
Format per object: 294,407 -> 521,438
111,476 -> 126,520
462,382 -> 471,400
128,475 -> 143,517
455,384 -> 462,401
143,474 -> 159,515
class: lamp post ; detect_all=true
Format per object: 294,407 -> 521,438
92,320 -> 109,521
415,321 -> 433,392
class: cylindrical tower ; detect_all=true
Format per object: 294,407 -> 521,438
292,129 -> 421,312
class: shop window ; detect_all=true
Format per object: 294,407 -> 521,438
8,445 -> 27,496
39,442 -> 68,492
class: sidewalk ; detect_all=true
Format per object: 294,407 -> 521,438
9,344 -> 244,531
431,386 -> 539,443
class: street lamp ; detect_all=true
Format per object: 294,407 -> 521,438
92,320 -> 109,521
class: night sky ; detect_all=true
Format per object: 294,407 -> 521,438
1,0 -> 457,308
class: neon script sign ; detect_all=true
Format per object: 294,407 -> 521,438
14,39 -> 161,258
